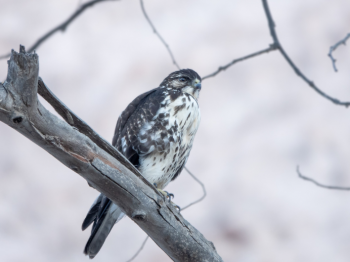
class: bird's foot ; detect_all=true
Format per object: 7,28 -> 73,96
155,187 -> 174,201
172,203 -> 181,212
153,183 -> 179,211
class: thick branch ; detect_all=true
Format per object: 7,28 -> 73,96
0,47 -> 222,262
37,78 -> 143,183
126,166 -> 207,261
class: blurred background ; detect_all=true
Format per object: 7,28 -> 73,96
1,0 -> 350,261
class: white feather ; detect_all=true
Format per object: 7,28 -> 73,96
138,92 -> 200,189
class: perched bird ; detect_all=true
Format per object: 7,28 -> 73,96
81,69 -> 202,258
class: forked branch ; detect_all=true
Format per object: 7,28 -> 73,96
328,33 -> 350,72
202,0 -> 350,108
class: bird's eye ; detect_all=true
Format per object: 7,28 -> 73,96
179,77 -> 187,82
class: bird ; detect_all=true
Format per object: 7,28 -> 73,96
81,69 -> 202,258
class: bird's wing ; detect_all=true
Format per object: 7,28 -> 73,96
82,87 -> 163,258
112,87 -> 166,165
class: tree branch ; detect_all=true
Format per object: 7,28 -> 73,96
126,236 -> 149,262
297,166 -> 350,191
0,46 -> 222,262
37,77 -> 141,178
202,0 -> 350,107
261,0 -> 350,108
328,32 -> 350,72
126,166 -> 207,261
202,45 -> 278,80
140,0 -> 180,70
0,0 -> 117,60
181,167 -> 207,211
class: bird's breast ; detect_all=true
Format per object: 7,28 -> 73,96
137,91 -> 200,188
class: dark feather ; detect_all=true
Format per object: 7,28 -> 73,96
84,201 -> 123,259
113,88 -> 167,156
81,194 -> 103,231
112,88 -> 158,147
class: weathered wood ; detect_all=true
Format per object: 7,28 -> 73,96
0,46 -> 223,262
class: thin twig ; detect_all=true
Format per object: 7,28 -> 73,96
126,236 -> 149,262
202,45 -> 278,80
297,166 -> 350,191
182,167 -> 207,210
0,0 -> 116,60
262,0 -> 350,108
139,0 -> 180,70
328,33 -> 350,72
125,167 -> 207,261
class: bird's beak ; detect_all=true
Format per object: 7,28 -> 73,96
193,79 -> 201,90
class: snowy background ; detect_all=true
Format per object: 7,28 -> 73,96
1,0 -> 350,261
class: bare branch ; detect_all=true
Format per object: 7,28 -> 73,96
126,166 -> 207,261
140,0 -> 180,70
0,47 -> 222,262
202,45 -> 278,80
126,236 -> 149,262
203,0 -> 350,107
328,33 -> 350,72
37,78 -> 141,178
297,166 -> 350,191
182,167 -> 207,210
262,0 -> 350,108
0,0 -> 117,60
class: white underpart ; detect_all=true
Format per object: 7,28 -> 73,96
138,88 -> 201,189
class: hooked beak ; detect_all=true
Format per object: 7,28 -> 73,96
195,83 -> 201,90
193,79 -> 201,90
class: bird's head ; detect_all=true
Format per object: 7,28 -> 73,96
160,69 -> 202,99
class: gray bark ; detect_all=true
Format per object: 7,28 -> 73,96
0,46 -> 223,262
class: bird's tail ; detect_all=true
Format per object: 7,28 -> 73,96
82,194 -> 125,259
